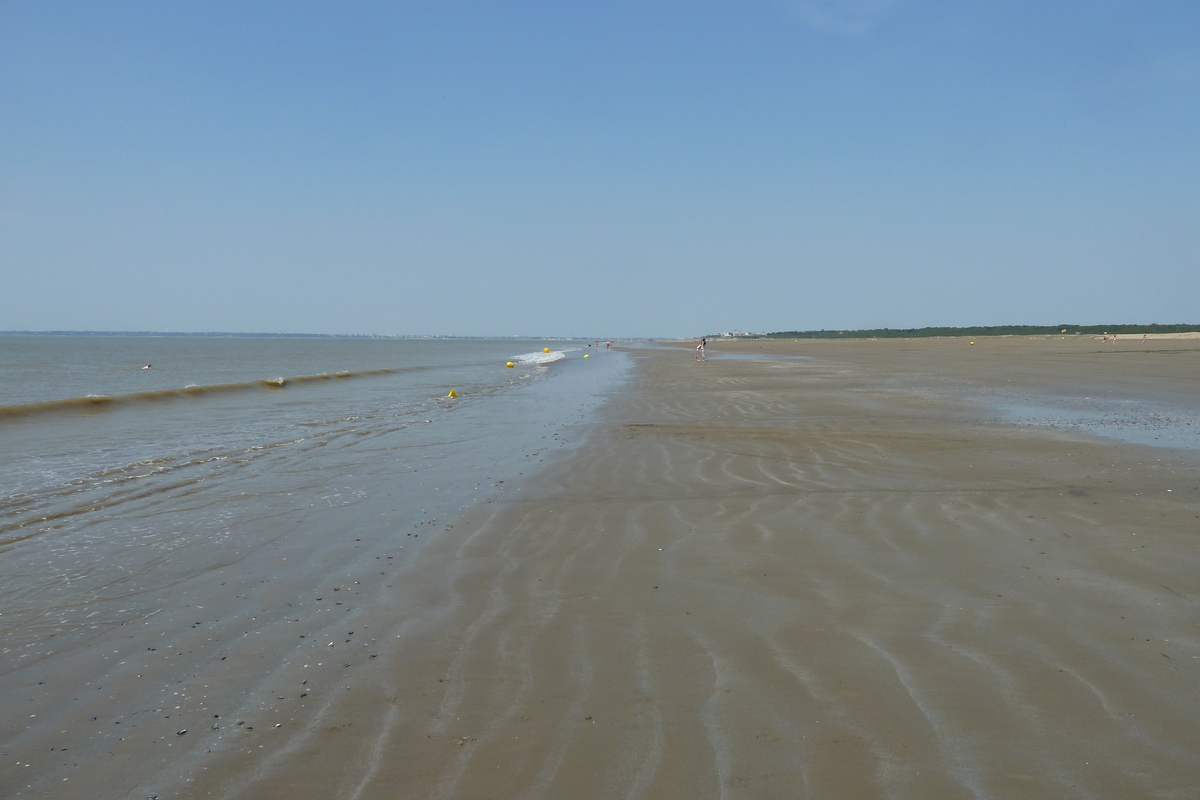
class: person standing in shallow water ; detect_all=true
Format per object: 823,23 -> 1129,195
695,338 -> 706,361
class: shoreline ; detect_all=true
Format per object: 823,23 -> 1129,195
7,338 -> 1200,798
0,350 -> 632,800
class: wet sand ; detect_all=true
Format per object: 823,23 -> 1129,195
7,336 -> 1200,799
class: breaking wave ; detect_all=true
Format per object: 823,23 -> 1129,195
511,350 -> 567,366
0,366 -> 423,420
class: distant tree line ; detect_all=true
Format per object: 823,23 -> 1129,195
758,323 -> 1200,340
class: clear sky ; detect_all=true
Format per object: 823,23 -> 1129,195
2,1 -> 1197,338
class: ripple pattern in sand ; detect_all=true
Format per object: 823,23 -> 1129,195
163,350 -> 1200,800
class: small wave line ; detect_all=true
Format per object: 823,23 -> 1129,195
0,366 -> 423,420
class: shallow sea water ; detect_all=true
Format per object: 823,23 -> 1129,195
0,336 -> 629,665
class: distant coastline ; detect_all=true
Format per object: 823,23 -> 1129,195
747,323 -> 1200,340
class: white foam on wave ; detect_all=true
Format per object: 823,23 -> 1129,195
512,350 -> 566,365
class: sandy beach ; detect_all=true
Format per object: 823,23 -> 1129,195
7,336 -> 1200,799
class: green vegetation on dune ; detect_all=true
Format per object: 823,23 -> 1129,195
756,324 -> 1200,340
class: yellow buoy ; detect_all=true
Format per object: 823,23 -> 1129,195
447,389 -> 457,398
970,341 -> 976,346
506,361 -> 515,368
543,347 -> 550,354
583,354 -> 589,358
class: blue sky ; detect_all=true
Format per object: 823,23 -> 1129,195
2,1 -> 1197,337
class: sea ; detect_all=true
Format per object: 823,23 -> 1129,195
0,335 -> 630,667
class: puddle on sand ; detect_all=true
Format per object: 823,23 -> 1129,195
708,353 -> 814,361
994,397 -> 1200,451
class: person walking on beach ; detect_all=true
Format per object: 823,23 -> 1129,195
696,338 -> 706,361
